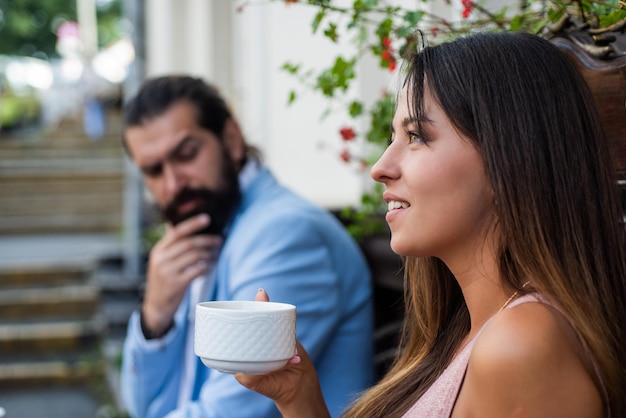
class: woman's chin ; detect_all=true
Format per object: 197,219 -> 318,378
389,237 -> 408,257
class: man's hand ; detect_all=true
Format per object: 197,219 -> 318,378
141,213 -> 223,336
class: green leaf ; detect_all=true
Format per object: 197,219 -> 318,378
287,90 -> 297,105
315,56 -> 356,97
348,100 -> 364,117
403,10 -> 424,26
510,14 -> 523,31
282,62 -> 300,74
312,10 -> 326,33
598,9 -> 626,27
367,93 -> 395,148
353,0 -> 378,10
324,22 -> 339,42
376,17 -> 394,39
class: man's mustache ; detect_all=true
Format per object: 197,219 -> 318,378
163,188 -> 211,223
161,186 -> 239,236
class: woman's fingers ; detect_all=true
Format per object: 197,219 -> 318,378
256,288 -> 270,302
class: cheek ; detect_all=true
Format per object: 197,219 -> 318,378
393,157 -> 491,257
188,153 -> 224,189
143,179 -> 169,209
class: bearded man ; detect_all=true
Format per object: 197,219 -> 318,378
120,76 -> 374,418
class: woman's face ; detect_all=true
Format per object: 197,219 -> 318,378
371,86 -> 494,264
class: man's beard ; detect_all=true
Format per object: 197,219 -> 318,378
161,157 -> 241,237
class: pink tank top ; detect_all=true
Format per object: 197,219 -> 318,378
401,293 -> 608,418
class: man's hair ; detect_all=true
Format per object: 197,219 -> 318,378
123,75 -> 232,139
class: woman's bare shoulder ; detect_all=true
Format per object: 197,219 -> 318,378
452,301 -> 604,418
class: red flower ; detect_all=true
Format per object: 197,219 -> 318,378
461,0 -> 473,18
430,26 -> 439,38
380,37 -> 397,73
285,0 -> 298,2
340,149 -> 351,162
339,126 -> 356,141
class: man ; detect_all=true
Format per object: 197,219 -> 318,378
120,75 -> 374,418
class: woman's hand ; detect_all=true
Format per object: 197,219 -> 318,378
235,289 -> 331,418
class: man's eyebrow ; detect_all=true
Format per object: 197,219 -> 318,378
139,135 -> 196,174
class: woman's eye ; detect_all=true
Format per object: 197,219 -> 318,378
408,132 -> 422,144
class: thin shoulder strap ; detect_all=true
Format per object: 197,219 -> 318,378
505,292 -> 610,417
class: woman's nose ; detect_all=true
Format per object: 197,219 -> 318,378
371,146 -> 398,183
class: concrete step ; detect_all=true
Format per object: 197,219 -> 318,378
0,386 -> 103,417
0,358 -> 106,389
0,106 -> 123,145
0,140 -> 123,159
0,157 -> 123,176
0,105 -> 126,236
0,214 -> 122,234
0,318 -> 107,356
0,178 -> 124,198
0,192 -> 123,216
0,264 -> 91,289
0,157 -> 125,234
1,193 -> 122,214
0,284 -> 99,320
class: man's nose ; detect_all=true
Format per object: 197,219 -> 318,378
163,164 -> 186,195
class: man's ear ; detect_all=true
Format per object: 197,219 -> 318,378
222,118 -> 245,168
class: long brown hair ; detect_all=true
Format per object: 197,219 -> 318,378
343,32 -> 626,417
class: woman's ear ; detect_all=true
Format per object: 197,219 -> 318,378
222,118 -> 245,168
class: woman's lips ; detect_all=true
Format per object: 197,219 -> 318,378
385,200 -> 410,223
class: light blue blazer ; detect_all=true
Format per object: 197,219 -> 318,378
121,168 -> 374,418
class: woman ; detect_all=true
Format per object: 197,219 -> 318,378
237,32 -> 626,417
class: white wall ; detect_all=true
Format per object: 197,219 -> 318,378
233,2 -> 378,208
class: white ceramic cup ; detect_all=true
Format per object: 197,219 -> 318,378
194,300 -> 296,375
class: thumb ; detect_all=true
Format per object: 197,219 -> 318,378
255,288 -> 270,302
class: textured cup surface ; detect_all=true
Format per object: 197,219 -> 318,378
194,301 -> 296,373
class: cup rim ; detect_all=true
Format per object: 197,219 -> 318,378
196,300 -> 296,312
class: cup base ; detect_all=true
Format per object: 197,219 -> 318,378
200,357 -> 289,375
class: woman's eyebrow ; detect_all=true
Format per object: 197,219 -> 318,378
390,116 -> 421,135
402,116 -> 418,129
